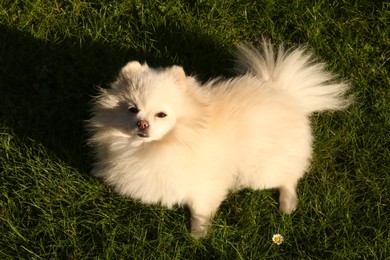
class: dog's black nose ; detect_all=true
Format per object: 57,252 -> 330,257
137,120 -> 149,130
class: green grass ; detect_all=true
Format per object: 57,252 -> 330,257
1,0 -> 389,258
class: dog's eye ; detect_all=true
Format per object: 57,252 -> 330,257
155,112 -> 167,118
128,107 -> 139,114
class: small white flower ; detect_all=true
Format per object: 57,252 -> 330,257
272,234 -> 284,245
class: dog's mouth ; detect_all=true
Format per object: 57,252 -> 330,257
137,131 -> 149,138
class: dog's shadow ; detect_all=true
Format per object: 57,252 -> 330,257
0,22 -> 233,173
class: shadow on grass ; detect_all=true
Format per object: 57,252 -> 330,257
0,23 -> 233,173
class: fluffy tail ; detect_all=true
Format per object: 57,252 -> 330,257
236,41 -> 351,114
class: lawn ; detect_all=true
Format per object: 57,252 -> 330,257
0,0 -> 389,258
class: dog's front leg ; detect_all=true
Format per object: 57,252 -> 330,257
188,197 -> 223,238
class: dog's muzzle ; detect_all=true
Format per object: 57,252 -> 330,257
137,120 -> 150,138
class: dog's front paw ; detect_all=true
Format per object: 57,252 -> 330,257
191,225 -> 209,238
190,214 -> 211,238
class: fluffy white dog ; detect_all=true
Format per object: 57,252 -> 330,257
87,41 -> 351,237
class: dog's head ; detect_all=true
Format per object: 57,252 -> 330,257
92,61 -> 194,143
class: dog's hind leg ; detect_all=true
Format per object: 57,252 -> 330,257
279,184 -> 298,214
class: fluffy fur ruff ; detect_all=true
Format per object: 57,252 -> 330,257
87,41 -> 351,237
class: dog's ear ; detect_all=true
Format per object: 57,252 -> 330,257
120,61 -> 149,76
166,65 -> 186,86
111,61 -> 149,90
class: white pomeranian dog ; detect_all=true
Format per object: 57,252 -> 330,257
87,41 -> 351,237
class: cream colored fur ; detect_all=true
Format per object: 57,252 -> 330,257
87,42 -> 351,237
